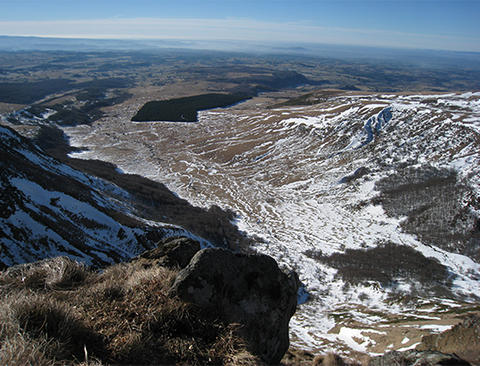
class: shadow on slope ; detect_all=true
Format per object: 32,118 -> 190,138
33,125 -> 254,250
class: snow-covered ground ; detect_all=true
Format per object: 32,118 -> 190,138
0,124 -> 213,267
59,91 -> 480,354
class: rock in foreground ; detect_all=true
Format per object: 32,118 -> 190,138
170,248 -> 299,364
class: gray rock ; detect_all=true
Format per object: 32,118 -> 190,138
134,236 -> 200,269
339,166 -> 370,184
169,248 -> 298,364
368,350 -> 471,366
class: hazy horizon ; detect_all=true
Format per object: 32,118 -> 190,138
0,0 -> 479,53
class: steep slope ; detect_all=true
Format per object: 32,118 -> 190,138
60,90 -> 480,355
0,125 -> 209,268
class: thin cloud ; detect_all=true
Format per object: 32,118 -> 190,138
0,17 -> 478,52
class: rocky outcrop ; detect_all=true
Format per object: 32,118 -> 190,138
131,236 -> 200,269
169,248 -> 299,364
368,350 -> 471,366
339,166 -> 370,184
418,315 -> 480,365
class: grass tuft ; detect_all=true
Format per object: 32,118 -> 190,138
0,256 -> 92,291
10,293 -> 103,362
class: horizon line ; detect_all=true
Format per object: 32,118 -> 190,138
1,34 -> 480,56
0,17 -> 479,53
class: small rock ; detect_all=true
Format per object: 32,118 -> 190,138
133,236 -> 200,269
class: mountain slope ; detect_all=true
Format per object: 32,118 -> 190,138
60,90 -> 480,354
0,124 -> 211,268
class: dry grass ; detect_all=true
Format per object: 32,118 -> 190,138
0,257 -> 380,366
0,256 -> 93,291
281,348 -> 316,365
0,295 -> 51,366
0,256 -> 261,365
209,324 -> 264,366
0,331 -> 51,366
12,295 -> 100,361
0,291 -> 103,364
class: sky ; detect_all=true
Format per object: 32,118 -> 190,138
0,0 -> 479,52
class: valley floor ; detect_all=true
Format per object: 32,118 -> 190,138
55,89 -> 480,356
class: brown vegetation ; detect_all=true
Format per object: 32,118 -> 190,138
0,256 -> 260,365
312,352 -> 366,366
308,242 -> 452,297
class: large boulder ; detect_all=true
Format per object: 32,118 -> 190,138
132,236 -> 200,269
169,248 -> 299,364
368,350 -> 471,366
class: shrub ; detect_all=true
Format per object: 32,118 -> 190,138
374,165 -> 480,261
317,242 -> 452,296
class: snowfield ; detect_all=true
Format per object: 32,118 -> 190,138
27,91 -> 480,354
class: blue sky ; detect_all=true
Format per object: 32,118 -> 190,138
0,0 -> 479,52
